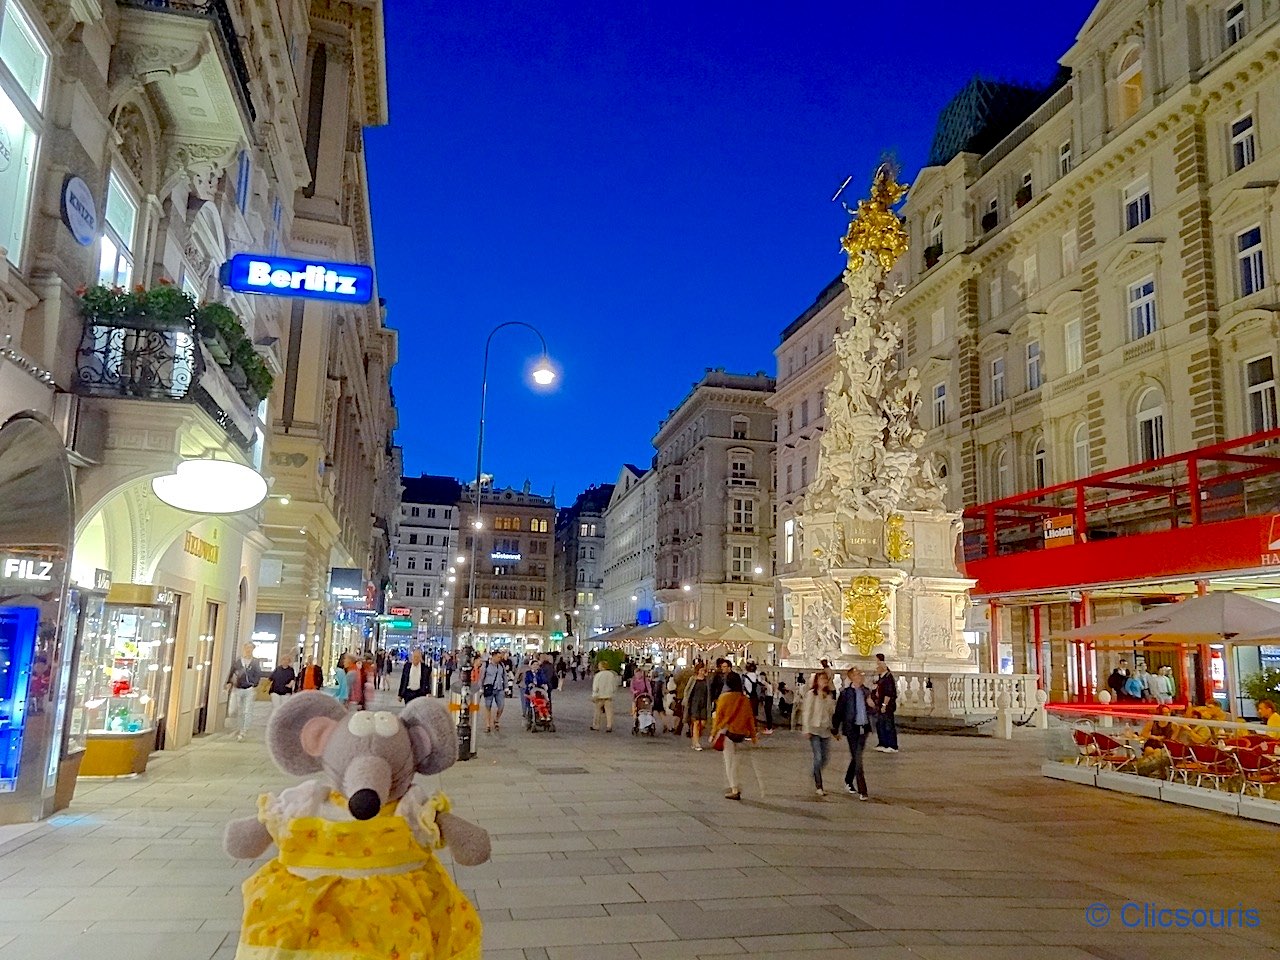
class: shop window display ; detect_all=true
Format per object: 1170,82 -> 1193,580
77,601 -> 173,736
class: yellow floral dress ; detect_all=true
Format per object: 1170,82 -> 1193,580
236,781 -> 481,960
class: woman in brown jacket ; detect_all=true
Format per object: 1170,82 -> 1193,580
708,672 -> 758,800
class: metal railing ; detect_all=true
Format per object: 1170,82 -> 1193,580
119,0 -> 256,123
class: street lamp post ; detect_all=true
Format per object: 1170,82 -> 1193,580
455,323 -> 554,764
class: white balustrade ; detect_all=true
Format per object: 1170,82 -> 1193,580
892,671 -> 1040,719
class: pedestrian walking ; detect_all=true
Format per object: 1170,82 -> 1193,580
873,654 -> 899,752
570,653 -> 581,682
267,655 -> 296,709
670,661 -> 694,736
295,657 -> 323,692
708,672 -> 758,801
444,652 -> 455,692
744,662 -> 774,733
347,655 -> 369,711
332,654 -> 351,704
399,649 -> 431,703
650,669 -> 670,733
683,662 -> 712,750
374,649 -> 386,690
225,643 -> 262,742
477,652 -> 506,733
802,671 -> 838,796
591,660 -> 619,732
834,667 -> 876,800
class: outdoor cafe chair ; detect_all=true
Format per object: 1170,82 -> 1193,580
1234,747 -> 1280,798
1089,732 -> 1136,773
1071,728 -> 1096,765
1186,743 -> 1236,790
1162,739 -> 1201,783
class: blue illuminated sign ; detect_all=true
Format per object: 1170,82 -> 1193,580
222,254 -> 374,304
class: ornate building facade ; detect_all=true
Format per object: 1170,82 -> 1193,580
599,464 -> 658,631
653,370 -> 776,634
0,0 -> 395,758
775,0 -> 1280,698
552,483 -> 613,641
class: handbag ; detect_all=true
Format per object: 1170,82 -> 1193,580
712,731 -> 726,751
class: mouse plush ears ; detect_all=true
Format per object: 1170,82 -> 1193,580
267,691 -> 348,775
400,697 -> 457,775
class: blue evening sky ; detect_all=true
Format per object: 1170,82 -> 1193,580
367,0 -> 1095,503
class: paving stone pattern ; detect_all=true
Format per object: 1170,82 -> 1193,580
5,680 -> 1277,959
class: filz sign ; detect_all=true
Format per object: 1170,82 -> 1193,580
223,254 -> 374,304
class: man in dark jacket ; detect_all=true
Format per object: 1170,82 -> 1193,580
399,649 -> 431,703
872,653 -> 899,753
834,667 -> 876,799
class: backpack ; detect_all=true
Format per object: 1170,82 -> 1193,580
743,673 -> 757,697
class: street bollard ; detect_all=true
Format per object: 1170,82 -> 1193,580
995,692 -> 1013,740
453,685 -> 478,761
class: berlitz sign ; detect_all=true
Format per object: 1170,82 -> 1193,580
222,254 -> 374,304
60,175 -> 97,247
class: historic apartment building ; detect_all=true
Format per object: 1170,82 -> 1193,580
653,370 -> 776,633
392,474 -> 463,647
553,483 -> 614,641
775,0 -> 1280,695
456,479 -> 557,651
0,0 -> 394,753
600,464 -> 658,630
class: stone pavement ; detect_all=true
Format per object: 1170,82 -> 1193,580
1,678 -> 1277,960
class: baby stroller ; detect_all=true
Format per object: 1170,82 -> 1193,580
632,693 -> 657,736
526,685 -> 555,733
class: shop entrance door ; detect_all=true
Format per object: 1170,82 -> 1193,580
193,602 -> 219,737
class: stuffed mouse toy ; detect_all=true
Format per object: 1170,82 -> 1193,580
224,691 -> 491,960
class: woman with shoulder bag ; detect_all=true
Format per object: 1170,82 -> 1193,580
707,672 -> 758,801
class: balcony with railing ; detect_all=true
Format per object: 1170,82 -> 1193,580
115,0 -> 256,141
75,319 -> 259,448
962,428 -> 1280,595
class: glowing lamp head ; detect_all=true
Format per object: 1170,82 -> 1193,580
531,358 -> 556,386
151,459 -> 268,514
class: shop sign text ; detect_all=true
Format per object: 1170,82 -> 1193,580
183,531 -> 220,564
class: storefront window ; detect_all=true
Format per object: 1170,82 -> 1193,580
66,591 -> 108,753
77,602 -> 174,735
0,2 -> 46,268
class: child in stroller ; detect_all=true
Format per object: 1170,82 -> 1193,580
526,684 -> 555,732
632,692 -> 657,736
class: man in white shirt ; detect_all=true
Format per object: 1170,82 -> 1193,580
591,661 -> 619,732
225,643 -> 262,742
399,649 -> 431,703
1147,667 -> 1173,705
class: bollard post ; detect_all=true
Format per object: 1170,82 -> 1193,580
1035,689 -> 1049,729
996,691 -> 1013,740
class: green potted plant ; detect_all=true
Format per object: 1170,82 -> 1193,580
78,281 -> 195,331
241,351 -> 275,405
1242,667 -> 1280,711
228,337 -> 256,395
195,302 -> 243,364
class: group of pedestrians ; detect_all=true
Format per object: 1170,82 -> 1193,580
801,654 -> 898,799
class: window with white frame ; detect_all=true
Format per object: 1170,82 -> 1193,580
731,496 -> 754,530
1058,140 -> 1073,177
97,169 -> 140,287
786,407 -> 794,435
1026,340 -> 1042,390
989,275 -> 1003,318
405,582 -> 415,598
1073,423 -> 1090,478
1064,318 -> 1083,373
406,556 -> 416,570
783,518 -> 795,564
1237,225 -> 1265,297
1128,277 -> 1157,340
990,357 -> 1006,405
784,463 -> 793,494
799,456 -> 808,487
932,383 -> 947,427
799,399 -> 809,427
1023,253 -> 1038,294
1135,387 -> 1166,461
1225,2 -> 1247,47
931,307 -> 946,345
730,544 -> 755,578
1061,229 -> 1078,275
730,457 -> 749,479
1032,440 -> 1048,489
1246,355 -> 1277,434
0,1 -> 47,268
1124,177 -> 1151,230
929,211 -> 943,249
1231,114 -> 1256,172
731,416 -> 748,440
